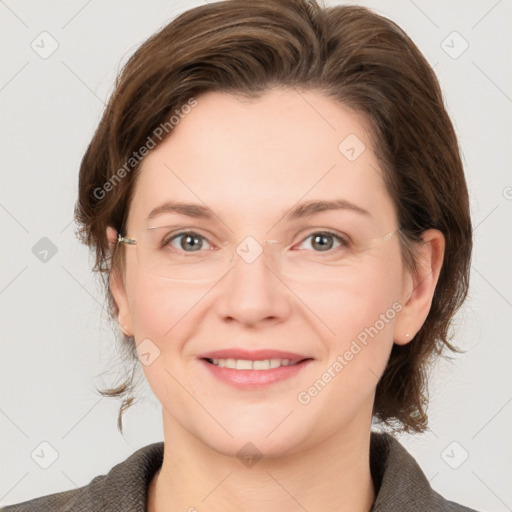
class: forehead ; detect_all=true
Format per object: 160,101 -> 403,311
127,88 -> 395,230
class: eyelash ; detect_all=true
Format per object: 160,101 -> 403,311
162,230 -> 351,256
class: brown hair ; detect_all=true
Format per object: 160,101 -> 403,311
75,0 -> 472,434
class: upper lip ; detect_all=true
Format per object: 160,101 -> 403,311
198,349 -> 312,363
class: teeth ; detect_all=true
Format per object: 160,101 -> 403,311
236,359 -> 253,370
210,358 -> 296,370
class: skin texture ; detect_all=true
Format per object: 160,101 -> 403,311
107,88 -> 445,512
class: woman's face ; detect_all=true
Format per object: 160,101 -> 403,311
111,88 -> 421,457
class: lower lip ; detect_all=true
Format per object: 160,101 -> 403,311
199,359 -> 313,389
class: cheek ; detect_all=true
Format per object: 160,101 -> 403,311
302,251 -> 403,335
126,271 -> 209,340
125,276 -> 209,405
315,250 -> 403,373
294,255 -> 403,432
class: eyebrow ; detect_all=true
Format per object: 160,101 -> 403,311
146,198 -> 371,222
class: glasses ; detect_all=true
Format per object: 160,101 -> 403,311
116,224 -> 400,283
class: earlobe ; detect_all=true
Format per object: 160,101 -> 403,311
394,229 -> 445,345
106,225 -> 118,246
106,226 -> 133,337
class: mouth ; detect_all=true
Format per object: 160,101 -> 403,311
202,357 -> 311,370
198,352 -> 314,388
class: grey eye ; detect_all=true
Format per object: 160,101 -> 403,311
298,232 -> 347,252
167,232 -> 210,252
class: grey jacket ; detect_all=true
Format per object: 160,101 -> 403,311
1,432 -> 479,511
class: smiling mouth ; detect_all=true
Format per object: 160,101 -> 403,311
202,357 -> 311,370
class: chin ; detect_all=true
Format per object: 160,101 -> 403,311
203,428 -> 308,461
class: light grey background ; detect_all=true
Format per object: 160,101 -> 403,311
1,0 -> 511,510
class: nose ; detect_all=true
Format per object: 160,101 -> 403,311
215,238 -> 292,326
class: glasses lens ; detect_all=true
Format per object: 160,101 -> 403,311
131,225 -> 398,282
135,226 -> 231,281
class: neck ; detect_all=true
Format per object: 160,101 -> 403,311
148,412 -> 376,512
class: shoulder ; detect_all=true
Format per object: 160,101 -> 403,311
0,442 -> 164,512
370,432 -> 481,512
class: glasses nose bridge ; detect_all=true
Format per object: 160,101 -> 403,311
229,236 -> 283,272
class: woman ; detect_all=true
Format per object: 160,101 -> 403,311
2,0 -> 479,510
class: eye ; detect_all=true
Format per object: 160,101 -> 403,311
296,231 -> 350,253
161,230 -> 350,255
164,231 -> 213,253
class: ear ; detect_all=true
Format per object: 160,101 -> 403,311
394,229 -> 445,345
106,226 -> 133,337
